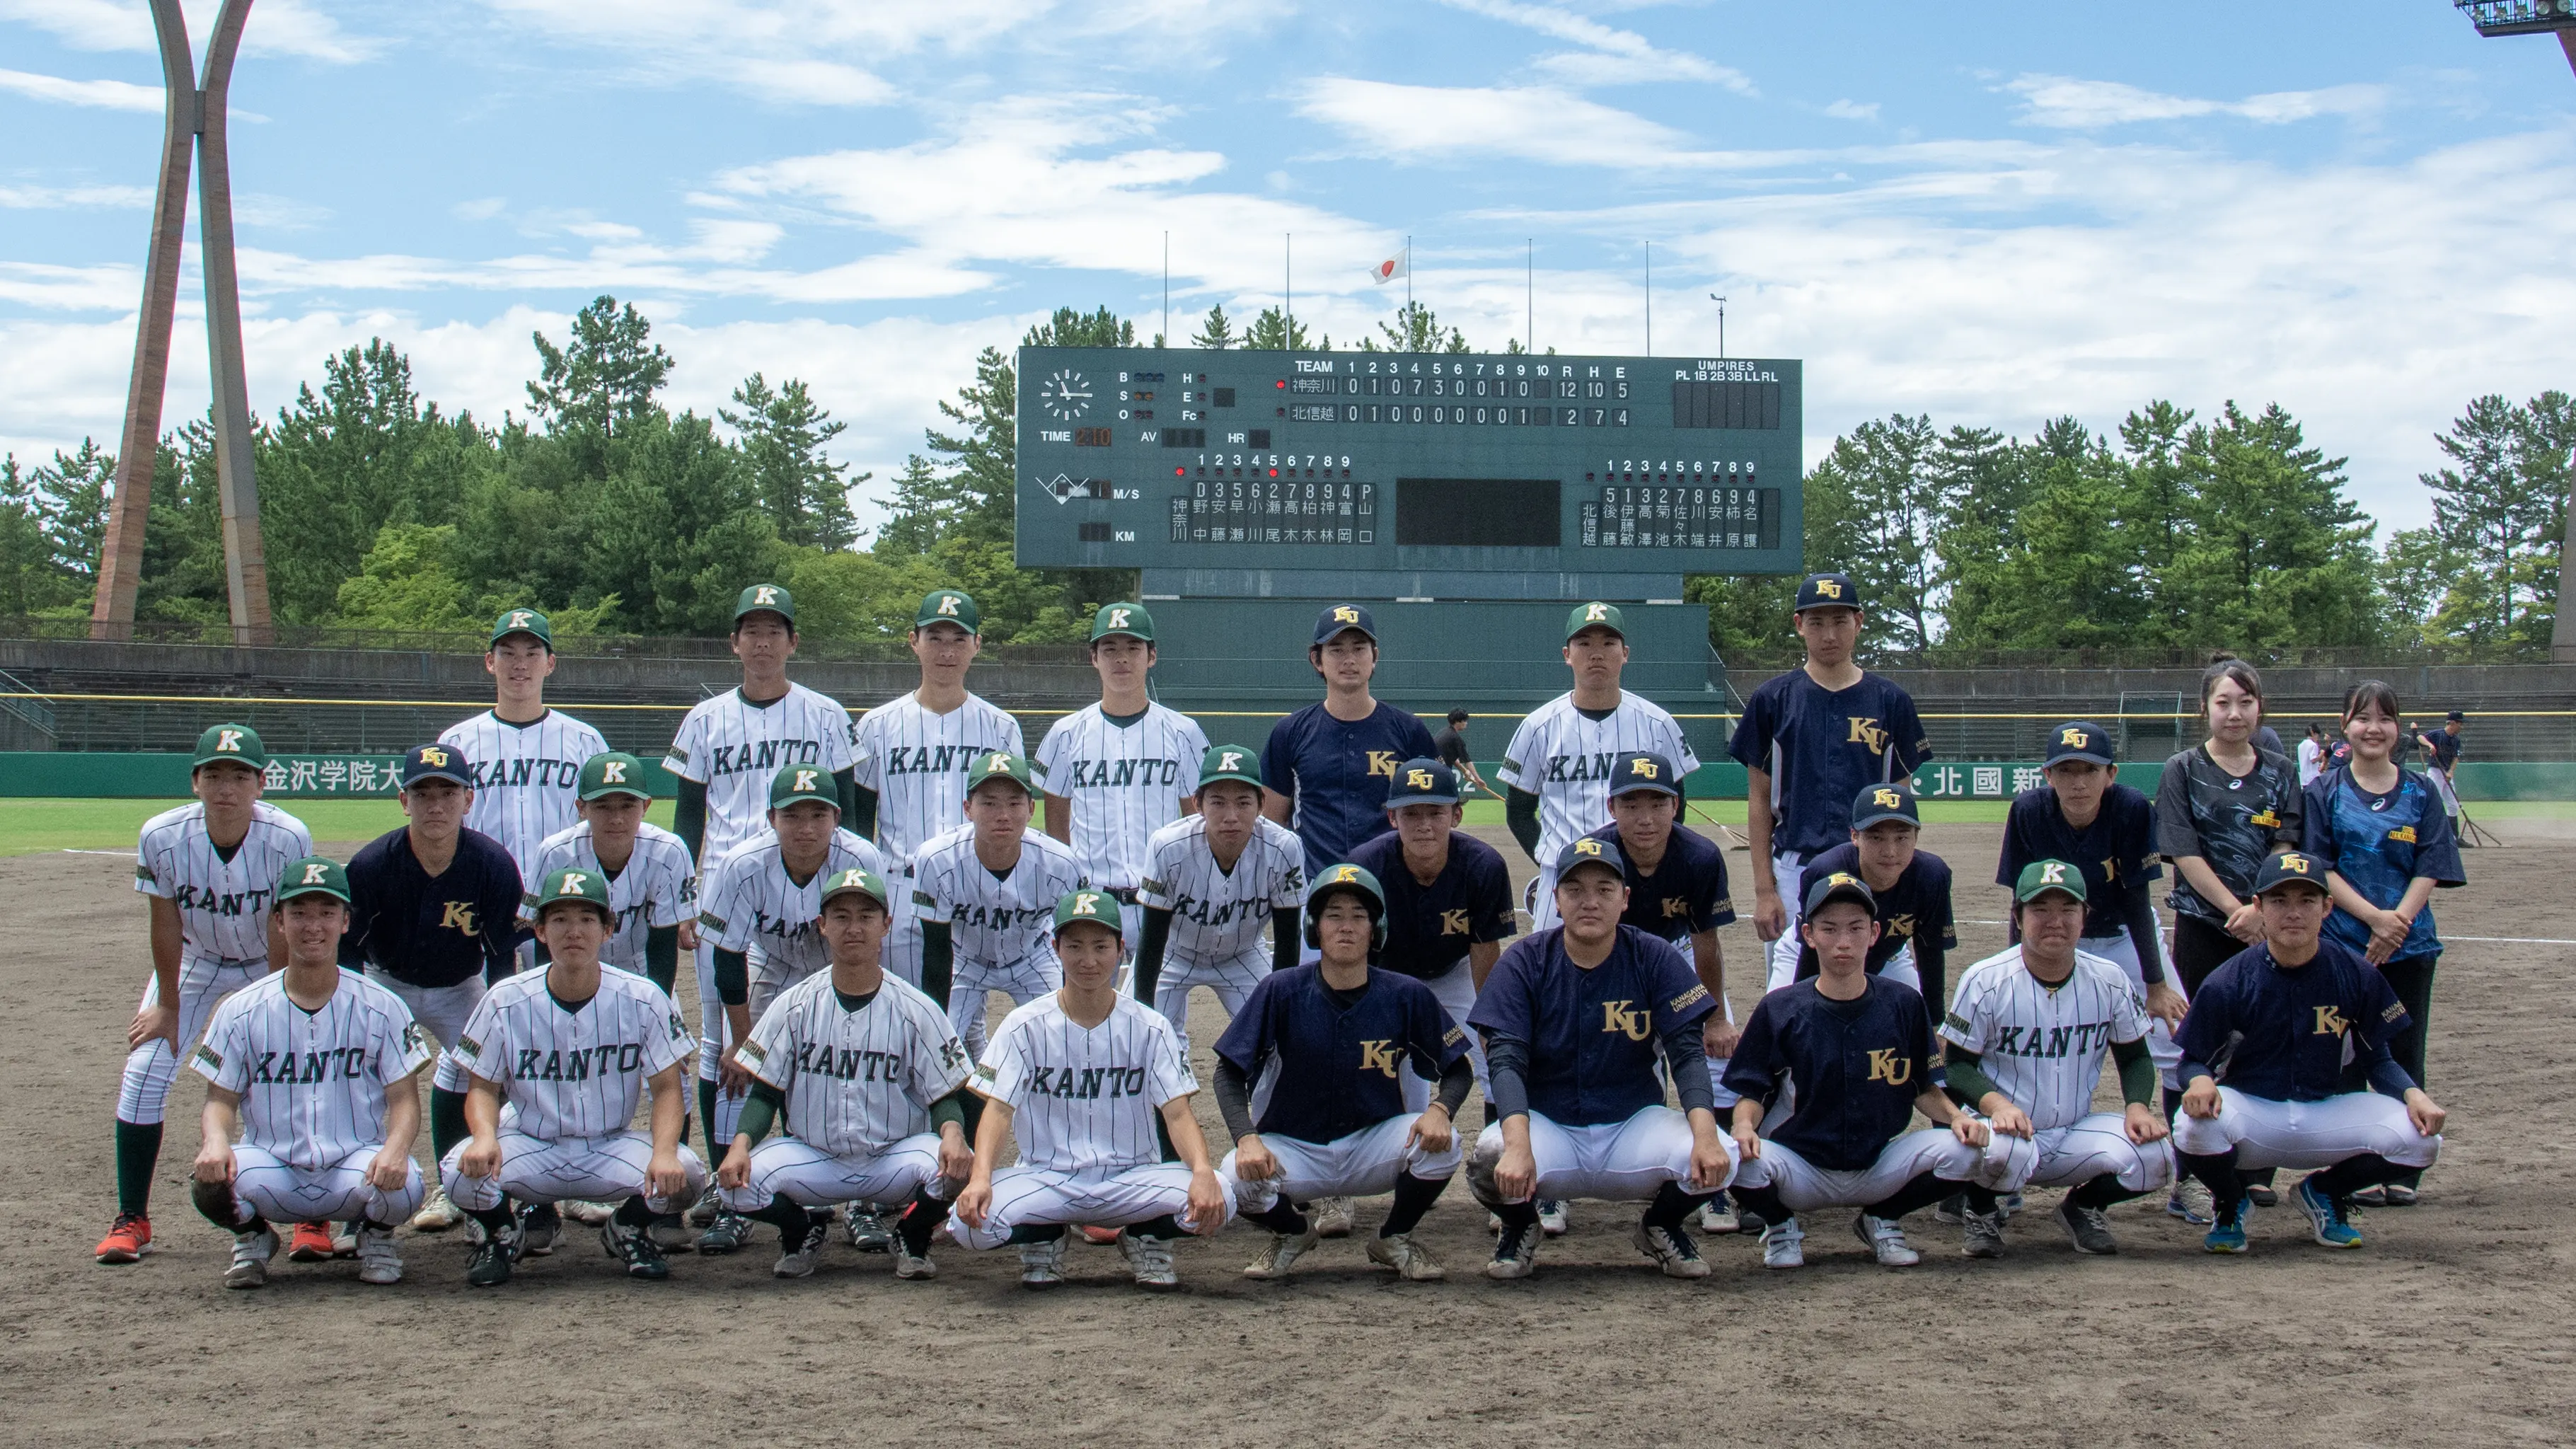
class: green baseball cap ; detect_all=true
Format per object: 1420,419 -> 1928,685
965,750 -> 1036,799
534,865 -> 615,922
819,867 -> 891,911
768,762 -> 841,810
1197,744 -> 1264,792
192,722 -> 267,772
490,606 -> 553,650
1566,601 -> 1626,642
1053,887 -> 1121,936
734,582 -> 797,627
2013,860 -> 2089,905
577,751 -> 652,801
275,856 -> 350,905
914,589 -> 979,633
1088,601 -> 1155,644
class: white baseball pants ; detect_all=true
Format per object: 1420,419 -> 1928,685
1152,949 -> 1266,1058
2169,1089 -> 2441,1172
2021,1114 -> 2176,1193
947,1162 -> 1235,1250
440,1130 -> 708,1213
1221,1113 -> 1462,1214
1733,1127 -> 2031,1213
223,1143 -> 425,1226
720,1133 -> 946,1213
1764,852 -> 1808,984
117,954 -> 266,1125
1472,1105 -> 1738,1205
949,954 -> 1061,1061
365,970 -> 485,1095
1404,960 -> 1486,1112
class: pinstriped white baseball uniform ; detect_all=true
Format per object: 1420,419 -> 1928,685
850,692 -> 1024,985
947,993 -> 1231,1249
719,971 -> 972,1212
189,970 -> 434,1225
912,824 -> 1089,1058
438,969 -> 707,1212
1036,702 -> 1207,947
1134,814 -> 1305,1044
697,827 -> 889,1022
1939,945 -> 2171,1193
120,802 -> 315,1126
519,822 -> 698,974
1497,691 -> 1700,929
441,709 -> 611,882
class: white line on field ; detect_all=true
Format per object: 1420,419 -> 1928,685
60,848 -> 127,856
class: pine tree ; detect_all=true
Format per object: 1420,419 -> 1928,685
1243,306 -> 1322,350
526,296 -> 672,441
31,437 -> 114,585
1362,301 -> 1468,353
1189,304 -> 1237,350
723,373 -> 860,550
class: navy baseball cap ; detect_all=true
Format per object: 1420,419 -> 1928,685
1607,751 -> 1681,799
1803,870 -> 1876,917
400,743 -> 474,790
2445,710 -> 2466,722
2044,722 -> 2116,768
1554,835 -> 1626,882
1795,572 -> 1860,612
1384,757 -> 1460,809
1851,782 -> 1919,830
1312,603 -> 1377,646
2253,851 -> 2330,897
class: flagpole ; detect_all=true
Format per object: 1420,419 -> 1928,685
1284,232 -> 1292,348
1162,231 -> 1169,346
1644,241 -> 1652,357
1525,237 -> 1532,352
1405,234 -> 1412,340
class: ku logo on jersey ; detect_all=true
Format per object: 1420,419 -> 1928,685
1885,912 -> 1917,939
1847,717 -> 1889,754
1600,1000 -> 1651,1040
1658,897 -> 1690,920
1358,1039 -> 1403,1078
1866,1047 -> 1912,1085
1365,751 -> 1398,779
1439,908 -> 1471,936
439,901 -> 478,933
2314,1005 -> 2351,1037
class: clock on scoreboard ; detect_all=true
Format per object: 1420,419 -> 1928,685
1013,347 -> 1803,600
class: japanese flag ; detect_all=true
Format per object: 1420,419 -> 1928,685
1368,248 -> 1409,285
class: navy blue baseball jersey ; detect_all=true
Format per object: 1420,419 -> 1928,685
1468,925 -> 1716,1128
2422,731 -> 2462,770
1728,671 -> 1931,858
1213,966 -> 1469,1145
1347,829 -> 1516,980
340,826 -> 525,990
2175,938 -> 2414,1102
1722,976 -> 1932,1172
2302,767 -> 2465,962
1578,820 -> 1734,945
1798,843 -> 1955,974
1261,702 -> 1440,875
1996,785 -> 2161,940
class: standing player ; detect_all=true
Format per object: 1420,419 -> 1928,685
2299,724 -> 2327,788
1467,838 -> 1737,1281
1213,865 -> 1472,1281
1729,572 -> 1933,984
1789,785 -> 1956,1006
439,608 -> 610,949
948,891 -> 1232,1290
715,867 -> 976,1280
1432,709 -> 1492,798
441,867 -> 705,1286
1722,874 -> 2024,1270
1499,602 -> 1700,932
1347,758 -> 1516,1099
520,751 -> 698,993
98,723 -> 311,1265
664,583 -> 858,1196
850,589 -> 1025,987
2417,710 -> 2466,824
2171,853 -> 2449,1252
1938,862 -> 2173,1257
1261,604 -> 1439,883
187,858 -> 431,1288
915,752 -> 1089,1060
1036,602 -> 1206,954
340,743 -> 524,1235
1134,746 -> 1308,1049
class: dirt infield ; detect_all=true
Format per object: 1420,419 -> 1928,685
6,821 -> 2571,1448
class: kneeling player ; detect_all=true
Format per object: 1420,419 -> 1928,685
949,891 -> 1231,1289
187,858 -> 431,1288
2172,852 -> 2447,1253
717,868 -> 976,1279
1467,837 -> 1737,1281
1214,865 -> 1471,1281
441,868 -> 705,1286
1939,862 -> 2173,1256
1724,874 -> 2025,1269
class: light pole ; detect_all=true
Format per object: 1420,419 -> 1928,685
1708,294 -> 1727,359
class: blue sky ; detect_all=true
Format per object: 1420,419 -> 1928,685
4,0 -> 2574,531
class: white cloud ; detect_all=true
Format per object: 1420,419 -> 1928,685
1434,0 -> 1754,93
0,181 -> 153,209
2006,74 -> 2386,129
0,260 -> 141,310
451,197 -> 507,222
0,0 -> 383,63
1823,98 -> 1879,122
0,67 -> 165,111
1297,79 -> 1706,168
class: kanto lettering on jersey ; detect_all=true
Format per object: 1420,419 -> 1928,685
1027,1064 -> 1152,1099
1987,1022 -> 2120,1058
795,1042 -> 913,1083
1164,884 -> 1285,929
470,758 -> 584,789
950,901 -> 1056,933
707,739 -> 829,778
880,745 -> 986,776
173,882 -> 275,918
1545,753 -> 1620,783
513,1044 -> 649,1080
247,1049 -> 374,1085
1060,758 -> 1186,790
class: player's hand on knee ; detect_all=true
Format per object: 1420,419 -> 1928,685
129,1002 -> 179,1053
1184,1166 -> 1228,1233
2144,982 -> 2188,1029
2124,1102 -> 2168,1145
460,1137 -> 504,1179
2179,1077 -> 2222,1121
1702,1016 -> 1740,1060
1949,1113 -> 1992,1148
1409,1107 -> 1455,1158
647,1149 -> 688,1199
936,1126 -> 974,1184
1234,1136 -> 1281,1182
1495,1142 -> 1537,1201
191,1142 -> 234,1185
718,1047 -> 753,1097
2404,1089 -> 2447,1138
366,1146 -> 410,1191
1752,894 -> 1786,943
1732,1122 -> 1763,1162
952,1180 -> 992,1230
1687,1131 -> 1731,1192
1989,1102 -> 2035,1141
715,1142 -> 752,1191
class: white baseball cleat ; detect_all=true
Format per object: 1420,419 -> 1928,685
409,1187 -> 463,1232
1309,1197 -> 1356,1238
1536,1200 -> 1570,1237
1486,1221 -> 1540,1280
1758,1220 -> 1806,1269
355,1225 -> 403,1285
1852,1212 -> 1920,1266
1631,1220 -> 1711,1278
1242,1228 -> 1320,1280
892,1242 -> 937,1280
1694,1201 -> 1740,1234
1119,1230 -> 1179,1289
1367,1232 -> 1445,1281
773,1217 -> 826,1278
559,1199 -> 613,1226
224,1225 -> 278,1289
1017,1237 -> 1066,1289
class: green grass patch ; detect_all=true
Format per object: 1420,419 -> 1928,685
0,798 -> 678,856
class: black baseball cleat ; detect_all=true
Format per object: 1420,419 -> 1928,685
466,1221 -> 523,1288
604,1220 -> 671,1279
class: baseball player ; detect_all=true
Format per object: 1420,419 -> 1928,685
439,608 -> 610,933
1213,865 -> 1472,1281
187,858 -> 430,1288
1938,861 -> 2173,1257
441,867 -> 706,1286
692,763 -> 888,1252
2419,711 -> 2465,822
340,742 -> 524,1235
849,589 -> 1025,988
1722,873 -> 2023,1270
1467,836 -> 1737,1281
1261,604 -> 1439,882
1134,746 -> 1308,1051
1346,757 -> 1515,1102
1500,602 -> 1700,933
716,867 -> 976,1280
949,890 -> 1233,1290
1788,784 -> 1956,1011
664,582 -> 857,1199
97,723 -> 311,1266
1432,708 -> 1493,797
915,751 -> 1089,1060
1036,601 -> 1207,954
2171,852 -> 2449,1252
519,752 -> 698,993
1729,572 -> 1933,984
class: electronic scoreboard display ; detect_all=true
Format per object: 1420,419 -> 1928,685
1014,346 -> 1801,599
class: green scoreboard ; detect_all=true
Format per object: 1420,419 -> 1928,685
1014,346 -> 1802,601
